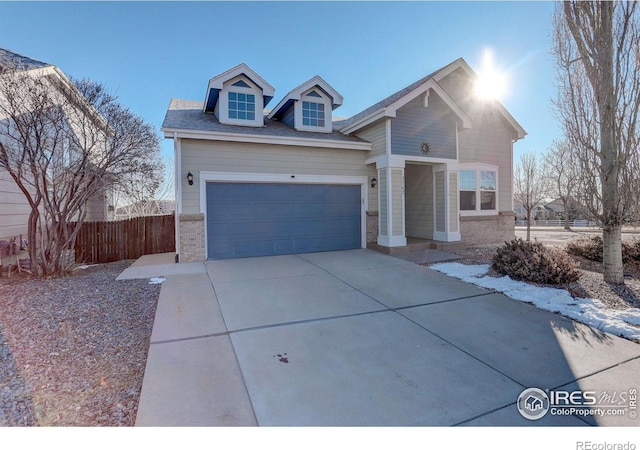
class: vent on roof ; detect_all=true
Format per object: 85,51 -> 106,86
306,90 -> 322,98
232,79 -> 251,88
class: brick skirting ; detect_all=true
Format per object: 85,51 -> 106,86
179,213 -> 205,262
460,212 -> 515,246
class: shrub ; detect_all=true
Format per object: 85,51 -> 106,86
566,235 -> 640,265
566,235 -> 603,262
491,238 -> 581,285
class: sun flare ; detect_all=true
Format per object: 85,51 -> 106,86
474,49 -> 508,101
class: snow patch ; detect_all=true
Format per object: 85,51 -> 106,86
431,262 -> 640,342
149,277 -> 166,285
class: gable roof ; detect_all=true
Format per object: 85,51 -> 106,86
337,58 -> 526,140
267,75 -> 343,120
203,63 -> 276,114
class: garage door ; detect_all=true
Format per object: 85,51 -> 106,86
206,182 -> 362,259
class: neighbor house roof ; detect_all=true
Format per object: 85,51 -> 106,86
0,48 -> 51,72
162,99 -> 370,150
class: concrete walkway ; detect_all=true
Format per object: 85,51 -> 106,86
125,249 -> 640,426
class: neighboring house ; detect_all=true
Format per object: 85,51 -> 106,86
514,197 -> 586,223
162,59 -> 526,262
0,48 -> 114,241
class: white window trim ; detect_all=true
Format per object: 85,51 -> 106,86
294,89 -> 333,133
458,163 -> 499,216
198,171 -> 368,258
218,75 -> 264,127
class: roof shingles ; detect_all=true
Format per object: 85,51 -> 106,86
162,99 -> 367,143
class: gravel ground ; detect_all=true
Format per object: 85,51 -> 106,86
0,260 -> 159,426
450,245 -> 640,311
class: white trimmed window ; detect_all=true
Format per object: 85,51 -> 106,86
294,89 -> 332,133
228,92 -> 256,121
459,165 -> 498,214
218,76 -> 264,127
302,101 -> 325,127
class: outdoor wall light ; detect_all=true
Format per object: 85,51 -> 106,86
187,171 -> 194,186
370,177 -> 377,188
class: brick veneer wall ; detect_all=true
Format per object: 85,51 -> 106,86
460,212 -> 515,246
179,213 -> 205,262
366,211 -> 378,243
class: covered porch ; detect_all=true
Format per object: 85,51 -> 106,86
372,160 -> 462,251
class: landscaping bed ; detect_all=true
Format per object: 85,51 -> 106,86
449,243 -> 640,311
0,260 -> 159,426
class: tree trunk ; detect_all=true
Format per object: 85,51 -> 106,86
603,223 -> 623,283
526,209 -> 531,241
598,2 -> 624,284
562,197 -> 571,231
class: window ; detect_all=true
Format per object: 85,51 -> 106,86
302,101 -> 325,127
459,167 -> 497,213
459,170 -> 476,211
480,170 -> 496,210
228,92 -> 256,121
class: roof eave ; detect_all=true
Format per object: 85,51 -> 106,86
160,127 -> 372,151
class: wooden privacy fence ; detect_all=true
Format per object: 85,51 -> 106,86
74,214 -> 175,263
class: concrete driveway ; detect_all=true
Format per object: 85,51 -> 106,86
128,250 -> 640,426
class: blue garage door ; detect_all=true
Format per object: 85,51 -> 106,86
206,183 -> 362,259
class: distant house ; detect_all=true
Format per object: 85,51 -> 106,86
514,197 -> 588,224
0,48 -> 114,241
162,59 -> 526,262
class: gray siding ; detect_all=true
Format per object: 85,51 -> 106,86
435,171 -> 445,232
180,139 -> 370,214
405,164 -> 433,239
449,172 -> 458,232
458,108 -> 514,212
438,68 -> 516,213
379,168 -> 388,235
391,168 -> 404,236
354,120 -> 386,158
0,170 -> 29,239
367,166 -> 378,213
391,95 -> 457,159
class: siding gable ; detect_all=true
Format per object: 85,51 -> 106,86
390,95 -> 457,159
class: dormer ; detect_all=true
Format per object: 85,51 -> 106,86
267,76 -> 343,133
203,63 -> 275,127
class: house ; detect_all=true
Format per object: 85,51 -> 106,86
0,48 -> 114,242
162,59 -> 526,262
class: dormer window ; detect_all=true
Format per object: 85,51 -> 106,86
302,101 -> 325,127
203,63 -> 275,128
267,76 -> 343,134
228,92 -> 256,121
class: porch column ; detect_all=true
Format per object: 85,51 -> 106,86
377,163 -> 406,247
433,164 -> 461,242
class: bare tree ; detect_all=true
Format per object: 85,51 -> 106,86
514,151 -> 547,241
552,1 -> 640,283
0,65 -> 161,276
112,154 -> 173,220
542,139 -> 580,230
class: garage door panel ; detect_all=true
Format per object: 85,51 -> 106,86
206,182 -> 361,259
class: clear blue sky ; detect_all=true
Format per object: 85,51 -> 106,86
0,1 -> 559,171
